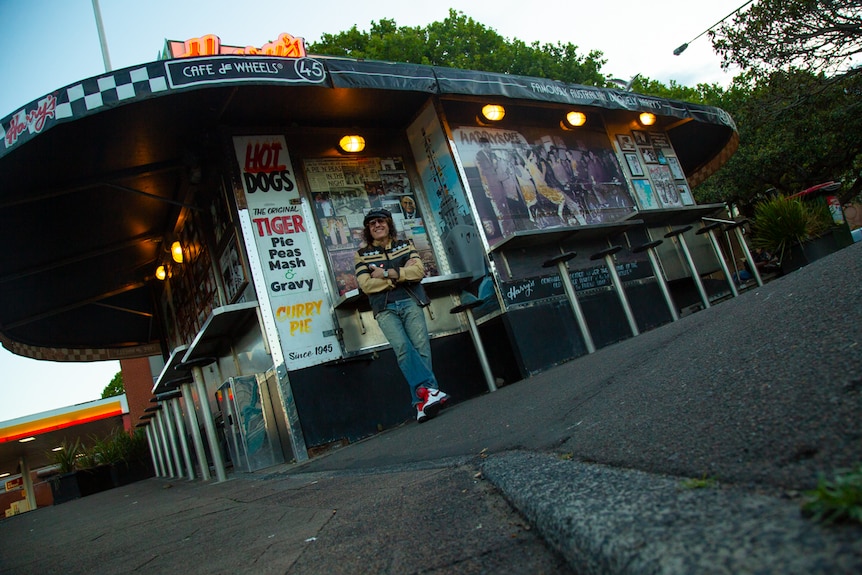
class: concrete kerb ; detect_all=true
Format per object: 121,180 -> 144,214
481,451 -> 862,575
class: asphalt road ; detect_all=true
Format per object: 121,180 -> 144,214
2,241 -> 860,574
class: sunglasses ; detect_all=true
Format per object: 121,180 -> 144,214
367,218 -> 388,226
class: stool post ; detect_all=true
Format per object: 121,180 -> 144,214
450,297 -> 497,393
181,381 -> 211,481
598,250 -> 639,336
169,397 -> 196,481
644,247 -> 679,321
670,230 -> 711,310
556,260 -> 596,354
702,227 -> 739,298
731,225 -> 763,287
464,307 -> 497,392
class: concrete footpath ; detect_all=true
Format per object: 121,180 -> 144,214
2,243 -> 861,574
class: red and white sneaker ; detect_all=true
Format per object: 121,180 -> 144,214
416,387 -> 449,423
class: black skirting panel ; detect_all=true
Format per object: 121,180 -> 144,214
289,315 -> 519,449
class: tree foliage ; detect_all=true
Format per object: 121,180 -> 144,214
309,9 -> 608,86
101,371 -> 124,399
692,68 -> 862,211
712,0 -> 862,81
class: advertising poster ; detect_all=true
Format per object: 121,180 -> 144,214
233,135 -> 340,369
303,157 -> 440,297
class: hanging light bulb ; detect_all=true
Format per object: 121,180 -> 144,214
339,135 -> 366,153
155,265 -> 167,281
639,112 -> 657,126
481,104 -> 505,122
565,111 -> 587,127
171,241 -> 184,263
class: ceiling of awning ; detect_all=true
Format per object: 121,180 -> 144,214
0,56 -> 737,362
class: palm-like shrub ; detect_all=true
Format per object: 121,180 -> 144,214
751,196 -> 830,257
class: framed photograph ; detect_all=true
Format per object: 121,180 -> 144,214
632,130 -> 650,146
649,131 -> 670,148
677,183 -> 695,206
640,147 -> 659,164
624,152 -> 644,177
631,179 -> 662,210
219,235 -> 247,304
666,156 -> 685,180
647,164 -> 682,207
616,134 -> 636,151
656,148 -> 668,165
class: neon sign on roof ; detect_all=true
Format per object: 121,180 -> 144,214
167,33 -> 307,59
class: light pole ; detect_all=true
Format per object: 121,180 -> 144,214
673,0 -> 757,56
91,0 -> 112,72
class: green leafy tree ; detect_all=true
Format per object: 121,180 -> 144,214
101,371 -> 124,399
694,69 -> 862,210
309,9 -> 608,86
712,0 -> 862,81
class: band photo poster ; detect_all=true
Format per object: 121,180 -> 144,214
451,125 -> 636,246
303,157 -> 440,297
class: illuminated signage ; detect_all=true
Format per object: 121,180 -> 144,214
166,33 -> 307,60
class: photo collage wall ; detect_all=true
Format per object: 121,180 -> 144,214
303,157 -> 440,297
615,130 -> 694,210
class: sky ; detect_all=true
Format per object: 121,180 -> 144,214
0,0 -> 746,421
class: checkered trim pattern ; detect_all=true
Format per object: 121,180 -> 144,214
0,332 -> 161,362
54,66 -> 168,120
0,62 -> 169,157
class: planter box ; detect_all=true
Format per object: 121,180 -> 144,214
50,472 -> 81,505
76,465 -> 114,497
781,229 -> 850,275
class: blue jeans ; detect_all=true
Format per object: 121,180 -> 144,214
375,299 -> 437,405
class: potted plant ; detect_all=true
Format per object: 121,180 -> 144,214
751,196 -> 836,274
49,439 -> 83,504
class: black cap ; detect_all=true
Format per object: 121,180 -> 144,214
363,208 -> 391,226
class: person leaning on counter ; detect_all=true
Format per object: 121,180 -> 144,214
354,208 -> 449,422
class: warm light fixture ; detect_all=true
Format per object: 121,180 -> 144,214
171,241 -> 184,263
639,112 -> 657,126
481,104 -> 505,122
51,446 -> 64,452
18,437 -> 36,443
0,472 -> 9,478
565,111 -> 587,127
339,135 -> 366,153
155,265 -> 167,281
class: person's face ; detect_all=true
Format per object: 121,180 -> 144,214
367,217 -> 389,242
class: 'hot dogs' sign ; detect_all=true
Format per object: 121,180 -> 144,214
234,135 -> 340,368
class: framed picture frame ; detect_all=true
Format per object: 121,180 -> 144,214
631,179 -> 662,210
666,156 -> 685,180
616,134 -> 636,151
624,152 -> 644,177
649,131 -> 670,148
640,147 -> 659,164
632,130 -> 650,146
219,235 -> 247,304
677,183 -> 695,206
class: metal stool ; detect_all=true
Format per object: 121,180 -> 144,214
696,222 -> 738,298
450,295 -> 497,393
631,239 -> 679,322
589,245 -> 638,336
664,225 -> 711,309
724,219 -> 763,287
542,252 -> 595,354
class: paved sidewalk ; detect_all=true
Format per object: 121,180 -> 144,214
1,242 -> 861,574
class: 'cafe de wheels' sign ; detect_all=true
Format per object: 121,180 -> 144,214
164,33 -> 307,60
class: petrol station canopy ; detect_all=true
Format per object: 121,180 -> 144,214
0,49 -> 737,363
